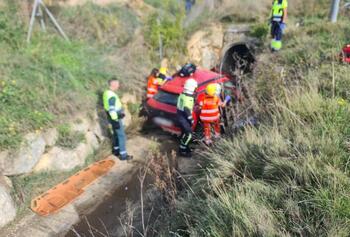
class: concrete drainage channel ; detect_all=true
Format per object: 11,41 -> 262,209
65,170 -> 146,237
3,134 -> 176,237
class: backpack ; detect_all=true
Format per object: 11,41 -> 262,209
179,63 -> 197,77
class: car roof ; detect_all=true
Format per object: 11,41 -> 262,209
161,69 -> 225,94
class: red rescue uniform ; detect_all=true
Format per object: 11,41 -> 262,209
147,75 -> 162,99
198,95 -> 222,142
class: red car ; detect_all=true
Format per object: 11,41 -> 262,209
145,69 -> 234,136
341,45 -> 350,63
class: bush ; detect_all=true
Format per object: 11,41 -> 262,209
144,1 -> 186,59
250,23 -> 269,40
56,124 -> 85,149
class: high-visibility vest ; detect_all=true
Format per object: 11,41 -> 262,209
199,95 -> 220,122
147,76 -> 163,98
271,0 -> 288,22
177,93 -> 195,120
103,89 -> 122,121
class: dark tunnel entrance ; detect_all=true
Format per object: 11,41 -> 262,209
220,43 -> 256,76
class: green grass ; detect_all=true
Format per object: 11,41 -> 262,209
0,2 -> 140,150
144,0 -> 187,61
58,2 -> 139,48
56,124 -> 85,149
154,14 -> 350,237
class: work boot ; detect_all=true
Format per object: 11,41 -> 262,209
179,147 -> 192,158
204,138 -> 213,146
120,155 -> 133,161
179,150 -> 192,158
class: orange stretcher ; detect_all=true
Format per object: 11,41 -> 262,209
31,158 -> 115,216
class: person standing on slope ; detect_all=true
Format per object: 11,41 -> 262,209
198,83 -> 230,145
103,78 -> 133,161
146,68 -> 160,99
177,78 -> 198,157
185,0 -> 195,14
270,0 -> 288,52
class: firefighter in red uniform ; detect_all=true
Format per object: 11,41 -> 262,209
199,83 -> 230,145
146,68 -> 160,99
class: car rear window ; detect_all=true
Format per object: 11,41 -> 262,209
154,90 -> 179,106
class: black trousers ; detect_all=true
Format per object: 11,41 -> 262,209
177,114 -> 192,154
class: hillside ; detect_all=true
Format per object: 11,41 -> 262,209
0,0 -> 349,236
150,1 -> 350,236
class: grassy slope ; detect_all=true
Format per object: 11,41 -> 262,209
0,2 -> 138,149
157,1 -> 350,237
0,0 -> 140,224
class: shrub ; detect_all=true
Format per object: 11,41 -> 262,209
56,124 -> 85,149
144,1 -> 186,59
250,23 -> 269,40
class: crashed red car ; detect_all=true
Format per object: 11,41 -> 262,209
144,69 -> 234,135
341,44 -> 350,63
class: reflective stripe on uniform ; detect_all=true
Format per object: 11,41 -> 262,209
183,134 -> 192,146
120,151 -> 127,155
201,108 -> 219,114
200,115 -> 220,122
147,88 -> 157,92
179,145 -> 187,149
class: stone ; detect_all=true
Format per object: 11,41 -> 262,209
93,121 -> 106,140
0,133 -> 46,176
123,107 -> 132,128
71,118 -> 90,133
75,143 -> 93,162
0,176 -> 13,190
33,147 -> 85,172
0,184 -> 16,228
187,24 -> 224,69
42,128 -> 58,147
85,132 -> 100,150
202,47 -> 218,69
121,93 -> 137,105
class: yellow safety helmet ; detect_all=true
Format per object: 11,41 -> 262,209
159,67 -> 167,75
206,83 -> 217,96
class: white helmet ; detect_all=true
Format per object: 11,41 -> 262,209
184,78 -> 198,94
216,84 -> 222,95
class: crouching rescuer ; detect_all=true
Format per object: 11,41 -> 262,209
177,78 -> 198,157
199,84 -> 231,145
103,78 -> 133,161
270,0 -> 288,51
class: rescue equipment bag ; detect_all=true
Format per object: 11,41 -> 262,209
179,63 -> 197,77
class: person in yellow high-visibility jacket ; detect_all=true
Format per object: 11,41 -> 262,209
270,0 -> 288,51
103,78 -> 133,160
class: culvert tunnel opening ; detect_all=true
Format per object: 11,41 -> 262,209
220,43 -> 256,76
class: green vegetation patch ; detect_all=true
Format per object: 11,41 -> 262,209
56,124 -> 85,149
155,14 -> 350,237
0,2 -> 137,149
